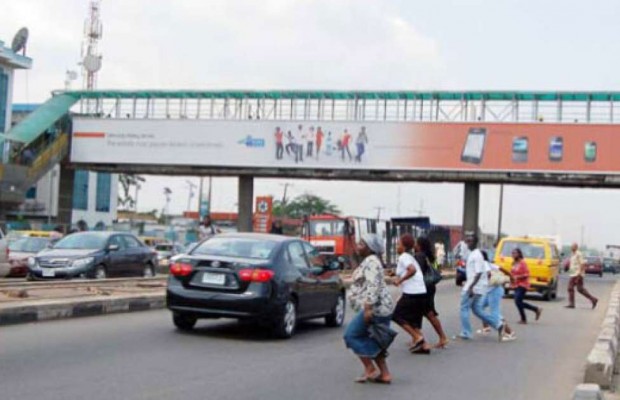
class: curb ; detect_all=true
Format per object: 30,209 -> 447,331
583,280 -> 620,390
0,293 -> 165,326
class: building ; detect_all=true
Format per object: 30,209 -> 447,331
11,103 -> 118,228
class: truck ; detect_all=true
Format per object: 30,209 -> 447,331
302,214 -> 384,269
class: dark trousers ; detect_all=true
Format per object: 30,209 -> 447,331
307,142 -> 313,157
568,276 -> 597,306
514,287 -> 538,322
276,143 -> 284,159
341,144 -> 352,161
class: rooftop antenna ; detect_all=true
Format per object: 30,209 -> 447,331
11,27 -> 29,55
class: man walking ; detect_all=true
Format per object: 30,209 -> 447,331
459,234 -> 506,341
566,243 -> 598,309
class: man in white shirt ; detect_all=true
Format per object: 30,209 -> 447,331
459,235 -> 505,341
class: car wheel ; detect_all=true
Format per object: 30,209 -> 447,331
326,293 -> 346,327
274,299 -> 297,339
26,273 -> 35,281
143,263 -> 155,278
173,313 -> 197,331
542,290 -> 552,301
89,265 -> 107,280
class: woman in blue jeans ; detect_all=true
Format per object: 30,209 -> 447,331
344,234 -> 395,384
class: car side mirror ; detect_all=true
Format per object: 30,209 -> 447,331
108,244 -> 120,252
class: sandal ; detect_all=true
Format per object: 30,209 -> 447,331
355,373 -> 379,383
409,339 -> 425,353
370,376 -> 392,385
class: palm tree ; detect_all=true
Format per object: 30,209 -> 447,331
118,174 -> 145,210
273,193 -> 340,219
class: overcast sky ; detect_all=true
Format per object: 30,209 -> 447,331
3,0 -> 620,249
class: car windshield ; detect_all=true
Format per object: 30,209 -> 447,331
53,233 -> 108,250
309,220 -> 345,236
500,241 -> 546,259
155,244 -> 174,251
8,237 -> 49,253
191,237 -> 277,260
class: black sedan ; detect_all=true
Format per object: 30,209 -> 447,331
166,233 -> 345,338
27,232 -> 157,280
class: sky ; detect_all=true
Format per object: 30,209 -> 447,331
3,0 -> 620,249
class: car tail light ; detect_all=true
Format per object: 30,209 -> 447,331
239,268 -> 274,283
170,262 -> 193,277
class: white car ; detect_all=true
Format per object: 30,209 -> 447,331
0,228 -> 9,277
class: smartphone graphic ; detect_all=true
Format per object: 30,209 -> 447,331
585,141 -> 597,163
461,128 -> 487,164
512,136 -> 529,163
549,136 -> 563,162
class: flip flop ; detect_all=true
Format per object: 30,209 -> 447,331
355,372 -> 379,383
409,339 -> 425,353
370,377 -> 392,385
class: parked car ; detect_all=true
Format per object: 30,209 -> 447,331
27,232 -> 157,280
0,228 -> 9,277
155,243 -> 185,267
584,256 -> 604,277
494,237 -> 561,301
6,237 -> 51,277
167,233 -> 345,338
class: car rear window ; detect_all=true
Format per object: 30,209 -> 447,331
500,241 -> 546,259
191,237 -> 277,260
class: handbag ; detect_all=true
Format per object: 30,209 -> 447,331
423,257 -> 443,286
489,269 -> 510,287
368,321 -> 398,351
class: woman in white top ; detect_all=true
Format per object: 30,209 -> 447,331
391,234 -> 431,354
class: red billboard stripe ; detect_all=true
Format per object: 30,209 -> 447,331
74,132 -> 105,138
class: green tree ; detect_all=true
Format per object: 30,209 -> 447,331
118,174 -> 145,210
273,193 -> 340,219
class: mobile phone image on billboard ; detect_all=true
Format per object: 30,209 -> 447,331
549,136 -> 563,162
461,128 -> 487,164
584,141 -> 597,163
512,136 -> 529,163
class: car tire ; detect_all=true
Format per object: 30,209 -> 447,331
273,299 -> 297,339
143,263 -> 155,278
325,293 -> 346,327
89,265 -> 107,280
173,313 -> 197,331
26,273 -> 35,281
600,272 -> 604,278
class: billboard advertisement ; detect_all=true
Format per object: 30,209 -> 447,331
71,118 -> 620,174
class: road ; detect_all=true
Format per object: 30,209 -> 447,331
1,274 -> 616,400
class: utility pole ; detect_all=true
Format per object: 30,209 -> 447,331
374,207 -> 385,220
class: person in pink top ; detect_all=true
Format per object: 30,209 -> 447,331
509,248 -> 542,324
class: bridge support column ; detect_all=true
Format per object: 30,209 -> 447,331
57,165 -> 75,229
462,182 -> 480,237
237,176 -> 254,232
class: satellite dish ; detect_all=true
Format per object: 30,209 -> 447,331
83,54 -> 102,73
11,27 -> 29,54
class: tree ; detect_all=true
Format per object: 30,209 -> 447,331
273,193 -> 340,219
118,174 -> 145,210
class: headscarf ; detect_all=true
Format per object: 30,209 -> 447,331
361,233 -> 385,255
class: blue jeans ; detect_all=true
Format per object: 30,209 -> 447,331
344,311 -> 392,358
483,286 -> 505,323
514,286 -> 539,322
460,291 -> 502,339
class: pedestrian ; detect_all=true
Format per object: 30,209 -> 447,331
355,127 -> 369,162
274,127 -> 284,160
566,243 -> 599,309
391,234 -> 431,354
415,236 -> 449,349
315,126 -> 324,159
344,234 -> 394,384
458,234 -> 506,341
199,216 -> 220,241
50,225 -> 65,243
341,129 -> 352,161
510,248 -> 543,324
477,251 -> 516,341
21,147 -> 35,165
270,220 -> 284,235
306,126 -> 315,158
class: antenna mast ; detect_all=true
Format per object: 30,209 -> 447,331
82,0 -> 103,91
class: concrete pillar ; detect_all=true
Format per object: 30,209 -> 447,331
462,182 -> 480,236
57,164 -> 75,228
237,176 -> 254,232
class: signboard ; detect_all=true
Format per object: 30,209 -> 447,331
199,200 -> 210,219
253,196 -> 273,233
71,118 -> 620,174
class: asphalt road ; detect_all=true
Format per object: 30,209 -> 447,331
1,274 -> 616,400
